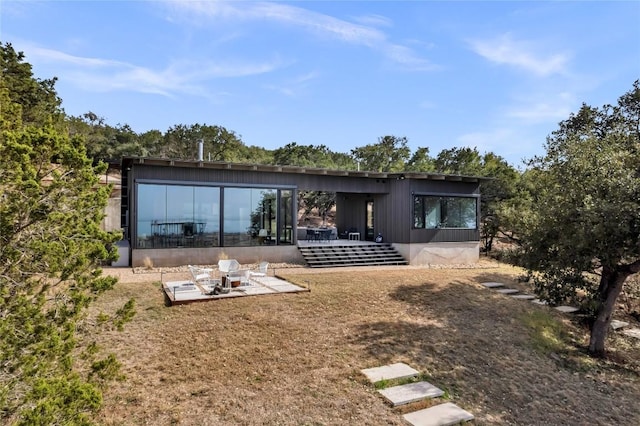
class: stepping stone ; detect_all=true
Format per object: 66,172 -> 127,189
378,381 -> 444,406
511,294 -> 535,300
361,363 -> 418,383
403,402 -> 474,426
611,320 -> 630,330
622,328 -> 640,339
555,306 -> 579,313
481,282 -> 504,288
531,299 -> 548,305
495,288 -> 519,294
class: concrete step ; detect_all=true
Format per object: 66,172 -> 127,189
555,306 -> 579,313
495,288 -> 519,294
622,328 -> 640,339
511,294 -> 536,300
361,363 -> 418,383
403,402 -> 474,426
611,319 -> 629,330
481,282 -> 505,288
300,244 -> 407,268
378,381 -> 444,406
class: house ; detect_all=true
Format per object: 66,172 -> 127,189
119,157 -> 485,267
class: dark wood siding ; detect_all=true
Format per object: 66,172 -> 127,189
126,163 -> 482,246
133,165 -> 390,194
406,179 -> 481,243
410,228 -> 480,243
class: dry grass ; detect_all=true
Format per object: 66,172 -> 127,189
90,260 -> 640,425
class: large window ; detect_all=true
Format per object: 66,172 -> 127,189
137,184 -> 220,248
279,190 -> 293,244
136,183 -> 293,249
223,188 -> 277,246
413,195 -> 477,229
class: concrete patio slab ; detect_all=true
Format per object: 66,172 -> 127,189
611,320 -> 630,330
511,294 -> 536,300
361,363 -> 419,383
622,328 -> 640,339
495,288 -> 519,294
378,381 -> 444,406
403,402 -> 474,426
555,306 -> 579,313
531,299 -> 548,305
481,282 -> 505,288
163,276 -> 308,305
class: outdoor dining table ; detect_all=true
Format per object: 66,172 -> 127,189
307,228 -> 333,241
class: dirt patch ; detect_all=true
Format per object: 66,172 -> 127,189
90,260 -> 640,425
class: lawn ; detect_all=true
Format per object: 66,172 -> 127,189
92,260 -> 640,425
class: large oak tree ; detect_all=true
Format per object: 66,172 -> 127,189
512,81 -> 640,356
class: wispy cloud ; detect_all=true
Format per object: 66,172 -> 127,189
352,14 -> 393,28
507,98 -> 572,124
165,1 -> 437,71
506,91 -> 575,124
468,33 -> 570,76
264,71 -> 320,97
20,43 -> 282,97
457,127 -> 515,153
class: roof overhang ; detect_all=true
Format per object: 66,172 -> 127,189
121,156 -> 490,183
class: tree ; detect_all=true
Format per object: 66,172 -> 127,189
406,147 -> 436,172
432,147 -> 519,253
297,191 -> 336,225
351,135 -> 410,172
511,81 -> 640,356
0,42 -> 62,126
273,142 -> 338,168
433,146 -> 483,175
68,113 -> 146,160
160,123 -> 246,161
1,44 -> 134,424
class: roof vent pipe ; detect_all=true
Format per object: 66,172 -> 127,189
197,139 -> 204,161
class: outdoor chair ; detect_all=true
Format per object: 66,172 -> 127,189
250,261 -> 269,278
306,228 -> 317,241
218,259 -> 249,289
339,227 -> 357,239
188,265 -> 225,295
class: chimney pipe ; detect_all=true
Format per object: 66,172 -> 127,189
197,139 -> 204,161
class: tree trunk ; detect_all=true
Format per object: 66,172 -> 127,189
588,266 -> 628,356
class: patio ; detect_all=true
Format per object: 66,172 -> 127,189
163,273 -> 309,306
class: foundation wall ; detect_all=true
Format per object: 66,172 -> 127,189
393,242 -> 479,266
131,246 -> 304,268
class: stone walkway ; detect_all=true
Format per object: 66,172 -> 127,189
359,282 -> 639,425
360,362 -> 474,426
480,282 -> 640,339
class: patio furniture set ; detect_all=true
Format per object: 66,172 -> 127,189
188,260 -> 269,296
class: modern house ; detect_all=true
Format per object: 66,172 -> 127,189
120,156 -> 485,267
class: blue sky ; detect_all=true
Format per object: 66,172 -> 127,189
3,1 -> 639,166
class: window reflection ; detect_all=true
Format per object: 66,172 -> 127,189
136,183 -> 292,249
279,190 -> 293,244
224,188 -> 278,247
413,196 -> 477,229
136,184 -> 220,248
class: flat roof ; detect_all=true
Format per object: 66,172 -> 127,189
122,156 -> 488,183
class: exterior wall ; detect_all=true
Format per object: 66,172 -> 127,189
121,159 -> 485,267
132,245 -> 304,268
335,193 -> 369,238
102,195 -> 121,232
131,164 -> 390,193
393,242 -> 480,266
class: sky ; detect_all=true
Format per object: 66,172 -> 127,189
2,1 -> 639,167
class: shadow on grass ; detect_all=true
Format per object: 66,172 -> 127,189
349,277 -> 533,374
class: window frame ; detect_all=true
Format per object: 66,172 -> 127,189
412,193 -> 479,230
